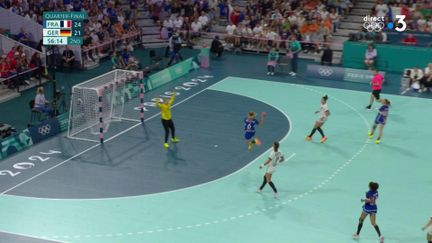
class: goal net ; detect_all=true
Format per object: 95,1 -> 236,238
67,69 -> 144,143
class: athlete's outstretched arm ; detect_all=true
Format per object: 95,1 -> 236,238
422,218 -> 432,231
259,158 -> 272,169
168,90 -> 176,106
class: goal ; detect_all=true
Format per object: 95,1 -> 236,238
67,69 -> 144,143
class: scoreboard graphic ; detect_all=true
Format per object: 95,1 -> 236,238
42,12 -> 87,45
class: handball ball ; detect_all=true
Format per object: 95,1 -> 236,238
261,112 -> 267,116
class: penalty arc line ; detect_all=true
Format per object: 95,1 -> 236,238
0,80 -> 220,196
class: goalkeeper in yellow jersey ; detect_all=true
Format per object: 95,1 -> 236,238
155,91 -> 180,149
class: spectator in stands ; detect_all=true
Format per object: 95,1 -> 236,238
29,52 -> 43,79
267,47 -> 279,76
34,87 -> 53,117
61,46 -> 75,70
329,8 -> 340,33
419,63 -> 432,92
16,28 -> 31,45
375,0 -> 389,18
198,11 -> 210,31
111,51 -> 123,69
402,34 -> 417,45
17,53 -> 30,85
225,23 -> 236,45
409,66 -> 424,87
191,19 -> 202,39
173,15 -> 183,30
0,55 -> 11,78
364,44 -> 377,69
163,17 -> 174,38
210,35 -> 224,58
321,45 -> 333,66
82,33 -> 96,62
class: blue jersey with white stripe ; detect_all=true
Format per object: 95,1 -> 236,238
363,190 -> 378,211
244,118 -> 259,133
375,105 -> 389,124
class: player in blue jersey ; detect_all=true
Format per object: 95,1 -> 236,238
368,99 -> 391,144
244,111 -> 266,150
353,182 -> 384,243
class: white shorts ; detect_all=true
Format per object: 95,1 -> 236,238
266,166 -> 276,174
317,117 -> 327,124
427,225 -> 432,235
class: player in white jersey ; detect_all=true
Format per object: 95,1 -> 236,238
422,216 -> 432,243
306,95 -> 330,143
258,142 -> 285,198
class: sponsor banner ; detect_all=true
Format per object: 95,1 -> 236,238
0,129 -> 33,160
168,58 -> 193,80
28,118 -> 61,144
306,64 -> 386,84
344,68 -> 386,83
148,69 -> 172,90
56,112 -> 70,132
306,64 -> 345,81
148,58 -> 193,90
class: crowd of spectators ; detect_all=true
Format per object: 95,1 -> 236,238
146,0 -> 353,54
374,0 -> 432,33
0,44 -> 44,89
0,0 -> 142,63
221,0 -> 349,53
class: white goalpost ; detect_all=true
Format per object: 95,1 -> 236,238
67,69 -> 145,143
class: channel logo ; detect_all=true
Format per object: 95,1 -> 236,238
363,15 -> 407,32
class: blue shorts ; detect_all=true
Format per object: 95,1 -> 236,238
374,118 -> 386,125
244,132 -> 255,140
363,206 -> 377,214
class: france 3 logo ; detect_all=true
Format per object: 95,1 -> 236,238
363,15 -> 407,32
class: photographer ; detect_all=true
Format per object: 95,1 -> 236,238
167,32 -> 183,66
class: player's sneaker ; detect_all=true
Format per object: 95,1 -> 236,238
254,138 -> 262,146
379,236 -> 384,243
352,234 -> 359,240
274,192 -> 278,198
172,137 -> 180,143
267,72 -> 271,75
248,142 -> 254,150
257,189 -> 262,193
368,132 -> 374,138
365,105 -> 372,109
305,136 -> 312,141
164,143 -> 169,149
320,136 -> 327,143
375,139 -> 380,144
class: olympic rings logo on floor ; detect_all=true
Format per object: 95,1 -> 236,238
363,21 -> 385,32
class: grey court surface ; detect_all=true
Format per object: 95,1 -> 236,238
0,90 -> 288,198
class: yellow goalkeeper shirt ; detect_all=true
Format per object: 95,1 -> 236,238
156,94 -> 175,120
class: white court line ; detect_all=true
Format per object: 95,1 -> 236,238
400,87 -> 410,95
0,80 -> 222,196
0,230 -> 66,243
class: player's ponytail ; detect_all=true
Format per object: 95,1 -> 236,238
273,142 -> 279,152
385,99 -> 391,106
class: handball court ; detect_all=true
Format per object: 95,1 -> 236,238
0,75 -> 430,243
